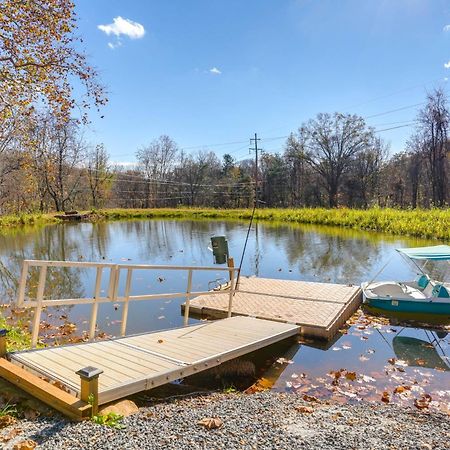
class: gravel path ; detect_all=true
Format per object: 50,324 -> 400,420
2,392 -> 449,450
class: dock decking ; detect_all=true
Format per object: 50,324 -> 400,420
6,316 -> 299,410
183,277 -> 362,339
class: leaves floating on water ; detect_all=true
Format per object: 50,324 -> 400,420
276,357 -> 294,365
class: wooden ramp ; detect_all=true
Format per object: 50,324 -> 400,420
6,317 -> 299,409
183,277 -> 362,340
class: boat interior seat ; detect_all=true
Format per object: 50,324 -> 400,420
432,284 -> 450,298
415,274 -> 429,289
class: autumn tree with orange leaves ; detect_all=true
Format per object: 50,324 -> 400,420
0,0 -> 107,124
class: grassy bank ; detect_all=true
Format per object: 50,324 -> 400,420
0,208 -> 447,240
0,212 -> 57,230
93,207 -> 450,241
0,312 -> 32,351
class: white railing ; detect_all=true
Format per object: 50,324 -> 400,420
16,260 -> 239,348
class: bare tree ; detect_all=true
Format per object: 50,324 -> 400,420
293,113 -> 380,207
86,144 -> 112,208
136,135 -> 178,207
32,116 -> 86,211
413,88 -> 449,206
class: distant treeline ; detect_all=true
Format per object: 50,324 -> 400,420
0,89 -> 448,213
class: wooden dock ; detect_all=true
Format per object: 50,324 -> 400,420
1,259 -> 361,418
183,277 -> 362,340
3,316 -> 298,417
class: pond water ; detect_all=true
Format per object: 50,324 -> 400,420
0,219 -> 449,411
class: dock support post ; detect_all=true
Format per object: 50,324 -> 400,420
76,366 -> 103,415
0,329 -> 7,358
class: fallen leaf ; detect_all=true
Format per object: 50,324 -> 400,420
381,391 -> 390,403
0,427 -> 21,443
414,395 -> 432,410
394,385 -> 411,395
197,417 -> 223,429
13,440 -> 37,450
295,405 -> 314,414
345,371 -> 357,381
0,415 -> 16,429
302,395 -> 320,403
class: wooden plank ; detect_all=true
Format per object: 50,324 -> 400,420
0,358 -> 90,420
11,317 -> 299,406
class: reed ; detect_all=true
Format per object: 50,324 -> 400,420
93,207 -> 450,240
0,207 -> 447,241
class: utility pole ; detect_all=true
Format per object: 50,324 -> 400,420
249,133 -> 260,207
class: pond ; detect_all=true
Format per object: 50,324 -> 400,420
0,219 -> 449,411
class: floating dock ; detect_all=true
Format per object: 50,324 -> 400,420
183,277 -> 362,340
2,316 -> 298,418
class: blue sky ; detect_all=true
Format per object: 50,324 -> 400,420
76,0 -> 450,163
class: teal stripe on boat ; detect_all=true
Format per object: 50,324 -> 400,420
366,298 -> 450,315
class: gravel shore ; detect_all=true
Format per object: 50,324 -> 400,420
1,392 -> 449,450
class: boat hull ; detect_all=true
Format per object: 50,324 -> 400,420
363,296 -> 450,315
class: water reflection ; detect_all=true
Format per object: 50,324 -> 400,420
0,218 -> 448,408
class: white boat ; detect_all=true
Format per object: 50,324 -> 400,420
361,245 -> 450,315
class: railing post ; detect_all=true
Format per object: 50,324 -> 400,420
0,329 -> 8,357
89,267 -> 103,341
76,366 -> 103,415
107,265 -> 119,300
112,265 -> 120,300
183,269 -> 193,326
17,261 -> 29,307
227,259 -> 235,318
120,268 -> 133,336
31,265 -> 47,348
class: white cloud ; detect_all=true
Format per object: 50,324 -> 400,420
209,67 -> 222,75
98,16 -> 145,39
445,61 -> 450,69
444,24 -> 450,32
107,41 -> 122,50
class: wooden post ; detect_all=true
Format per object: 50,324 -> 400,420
76,366 -> 103,415
227,257 -> 234,282
0,329 -> 8,358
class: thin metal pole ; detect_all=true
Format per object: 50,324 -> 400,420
236,202 -> 256,288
